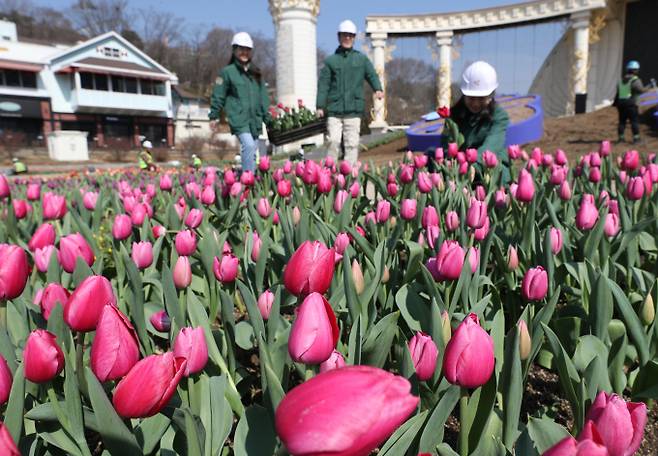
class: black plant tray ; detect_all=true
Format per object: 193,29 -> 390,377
268,119 -> 326,146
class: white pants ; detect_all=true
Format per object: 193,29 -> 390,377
326,116 -> 361,165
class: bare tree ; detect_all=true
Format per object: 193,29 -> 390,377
69,0 -> 128,36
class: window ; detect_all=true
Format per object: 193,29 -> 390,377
125,77 -> 137,93
103,47 -> 121,58
0,70 -> 38,88
140,79 -> 154,95
111,75 -> 125,93
21,72 -> 36,88
94,74 -> 108,91
4,70 -> 20,87
154,81 -> 165,96
80,72 -> 94,89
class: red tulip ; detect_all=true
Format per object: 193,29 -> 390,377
23,329 -> 64,383
319,349 -> 346,373
408,332 -> 438,381
112,214 -> 132,240
442,313 -> 494,388
184,208 -> 203,228
275,365 -> 419,456
257,290 -> 274,320
34,245 -> 57,273
0,422 -> 19,455
288,292 -> 339,364
112,352 -> 187,418
65,275 -> 116,332
58,233 -> 94,273
173,256 -> 192,289
175,230 -> 196,256
437,106 -> 450,118
38,283 -> 70,320
435,240 -> 465,281
213,254 -> 239,283
0,355 -> 12,405
0,244 -> 29,301
578,391 -> 646,456
522,266 -> 548,301
42,192 -> 66,220
152,225 -> 166,239
150,310 -> 171,332
28,223 -> 56,251
131,241 -> 153,269
173,327 -> 208,376
515,168 -> 535,203
91,305 -> 140,382
283,240 -> 335,297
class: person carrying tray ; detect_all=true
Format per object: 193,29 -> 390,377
316,20 -> 383,165
209,32 -> 271,173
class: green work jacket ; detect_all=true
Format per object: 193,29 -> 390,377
209,62 -> 271,137
316,47 -> 382,118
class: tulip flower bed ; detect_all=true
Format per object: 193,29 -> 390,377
0,141 -> 657,456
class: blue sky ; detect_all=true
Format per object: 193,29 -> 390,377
31,0 -> 566,93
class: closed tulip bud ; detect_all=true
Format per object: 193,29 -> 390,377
26,182 -> 41,200
351,259 -> 365,295
467,246 -> 480,274
515,168 -> 535,202
256,198 -> 271,218
159,174 -> 173,191
445,211 -> 459,231
275,365 -> 418,455
473,216 -> 490,241
283,240 -> 335,297
349,182 -> 360,198
417,172 -> 432,193
626,176 -> 645,200
112,214 -> 132,240
42,192 -> 67,220
0,175 -> 8,199
173,256 -> 192,289
258,155 -> 271,172
29,223 -> 56,252
65,275 -> 116,332
399,199 -> 417,221
201,186 -> 216,205
522,266 -> 548,301
518,320 -> 531,360
622,149 -> 640,171
131,241 -> 153,269
399,164 -> 414,183
23,329 -> 64,383
381,265 -> 390,283
579,391 -> 646,456
213,254 -> 239,283
443,313 -> 495,388
604,213 -> 621,237
173,327 -> 208,376
507,245 -> 519,271
408,332 -> 438,381
250,231 -> 262,262
91,305 -> 140,382
112,352 -> 187,418
184,208 -> 203,228
441,311 -> 451,345
641,293 -> 655,326
375,200 -> 390,223
288,292 -> 339,364
426,225 -> 440,249
550,227 -> 563,254
576,196 -> 599,230
39,283 -> 69,320
58,233 -> 94,273
466,198 -> 488,229
435,240 -> 465,281
319,349 -> 346,373
34,245 -> 56,273
150,310 -> 171,332
386,182 -> 398,197
422,206 -> 439,229
334,190 -> 348,213
292,206 -> 301,225
482,150 -> 498,168
11,199 -> 28,219
0,423 -> 19,456
559,180 -> 572,200
277,179 -> 292,197
175,230 -> 196,256
83,191 -> 98,210
0,356 -> 11,405
334,232 -> 350,255
589,167 -> 602,183
0,244 -> 29,300
258,290 -> 275,320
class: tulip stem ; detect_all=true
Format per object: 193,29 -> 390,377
0,304 -> 6,331
459,387 -> 469,456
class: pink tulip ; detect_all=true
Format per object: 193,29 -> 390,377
91,305 -> 140,382
400,199 -> 417,220
259,155 -> 271,172
578,391 -> 646,456
65,275 -> 116,332
589,167 -> 601,183
173,256 -> 192,289
184,208 -> 203,228
426,225 -> 440,250
38,283 -> 70,320
319,349 -> 346,373
58,233 -> 94,273
275,366 -> 419,456
334,233 -> 350,255
545,430 -> 609,455
0,422 -> 19,455
387,182 -> 398,197
132,241 -> 153,269
408,332 -> 438,381
522,266 -> 548,301
546,227 -> 562,256
445,211 -> 459,231
173,327 -> 208,376
622,150 -> 640,171
258,290 -> 275,320
599,140 -> 611,157
152,225 -> 166,239
213,254 -> 239,283
175,230 -> 196,256
83,191 -> 98,210
435,240 -> 465,281
288,292 -> 339,364
626,176 -> 645,200
422,206 -> 439,229
11,199 -> 28,219
550,166 -> 567,185
112,214 -> 132,240
316,170 -> 333,193
473,216 -> 490,241
483,150 -> 498,168
34,245 -> 56,273
559,180 -> 572,201
468,246 -> 480,274
201,186 -> 216,205
150,310 -> 171,332
112,352 -> 187,418
507,245 -> 519,270
130,203 -> 148,226
399,165 -> 414,183
0,356 -> 12,405
334,190 -> 348,214
349,182 -> 360,198
417,172 -> 433,193
466,198 -> 488,229
256,198 -> 271,218
515,168 -> 535,202
28,223 -> 56,252
339,160 -> 352,175
42,192 -> 67,220
376,200 -> 391,223
23,330 -> 64,383
0,244 -> 29,300
159,174 -> 173,191
413,154 -> 428,169
576,195 -> 599,230
604,213 -> 621,238
283,241 -> 335,297
443,313 -> 495,388
277,179 -> 292,197
494,188 -> 508,208
0,175 -> 9,199
26,182 -> 41,200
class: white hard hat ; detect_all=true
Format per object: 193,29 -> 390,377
142,140 -> 153,149
461,61 -> 498,97
232,32 -> 253,49
338,20 -> 357,35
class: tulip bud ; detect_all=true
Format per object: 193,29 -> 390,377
257,290 -> 275,320
400,199 -> 417,220
466,198 -> 487,229
507,245 -> 519,271
435,240 -> 465,281
292,206 -> 301,225
641,293 -> 655,326
334,232 -> 350,255
576,195 -> 599,230
173,256 -> 192,289
251,231 -> 262,262
445,211 -> 459,231
23,330 -> 65,383
522,266 -> 548,301
184,208 -> 203,228
319,349 -> 346,373
440,311 -> 451,346
150,310 -> 171,332
112,214 -> 132,240
442,313 -> 495,388
175,230 -> 197,256
550,227 -> 563,254
256,198 -> 272,218
58,233 -> 94,273
0,356 -> 12,405
173,327 -> 208,376
34,245 -> 57,273
213,254 -> 239,283
42,192 -> 67,220
283,240 -> 335,297
375,200 -> 391,223
559,180 -> 572,200
28,223 -> 56,251
91,306 -> 140,382
288,292 -> 339,364
515,168 -> 535,203
112,352 -> 187,418
351,259 -> 365,295
0,244 -> 29,301
38,283 -> 70,321
131,241 -> 153,269
0,423 -> 19,455
408,332 -> 438,381
422,206 -> 439,229
65,275 -> 117,332
152,225 -> 166,239
518,320 -> 531,361
381,266 -> 390,284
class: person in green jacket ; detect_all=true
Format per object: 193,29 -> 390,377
615,60 -> 648,144
432,61 -> 510,183
138,140 -> 156,172
209,32 -> 271,172
316,20 -> 383,165
12,157 -> 27,175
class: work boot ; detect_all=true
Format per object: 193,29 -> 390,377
616,135 -> 625,144
633,135 -> 641,144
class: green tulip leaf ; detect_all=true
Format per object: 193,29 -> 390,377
362,311 -> 399,368
418,385 -> 460,452
378,410 -> 428,456
525,416 -> 570,454
233,405 -> 277,456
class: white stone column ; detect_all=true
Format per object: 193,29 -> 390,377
436,30 -> 453,108
269,0 -> 320,110
571,11 -> 590,114
369,32 -> 388,132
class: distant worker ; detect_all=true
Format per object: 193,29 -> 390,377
615,60 -> 648,144
191,154 -> 202,170
139,140 -> 156,172
316,20 -> 383,165
209,32 -> 271,173
12,157 -> 27,175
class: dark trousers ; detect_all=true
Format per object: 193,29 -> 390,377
617,102 -> 640,137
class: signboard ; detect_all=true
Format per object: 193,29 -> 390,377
0,96 -> 45,118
